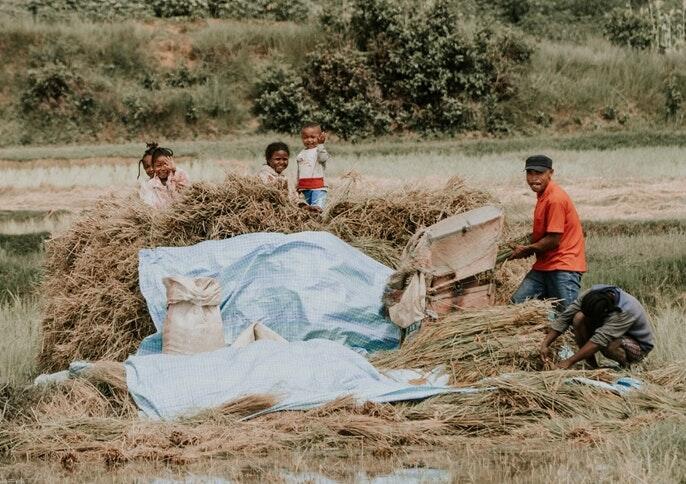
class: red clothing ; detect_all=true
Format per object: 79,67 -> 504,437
297,177 -> 325,190
532,180 -> 586,272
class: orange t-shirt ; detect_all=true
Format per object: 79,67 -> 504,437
532,180 -> 587,272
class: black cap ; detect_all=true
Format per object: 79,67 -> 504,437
525,155 -> 553,172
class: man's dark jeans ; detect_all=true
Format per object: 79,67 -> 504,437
511,269 -> 582,311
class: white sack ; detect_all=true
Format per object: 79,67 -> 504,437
162,276 -> 224,355
232,321 -> 287,349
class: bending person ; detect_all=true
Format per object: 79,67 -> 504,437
540,285 -> 655,369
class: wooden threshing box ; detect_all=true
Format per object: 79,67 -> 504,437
425,205 -> 504,312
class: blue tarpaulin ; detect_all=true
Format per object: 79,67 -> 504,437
137,232 -> 400,355
125,339 -> 468,420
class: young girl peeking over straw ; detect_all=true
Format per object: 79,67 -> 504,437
140,146 -> 190,209
137,142 -> 158,202
259,142 -> 289,191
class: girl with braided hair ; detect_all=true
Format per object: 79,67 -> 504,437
140,146 -> 190,208
138,142 -> 158,203
540,285 -> 654,369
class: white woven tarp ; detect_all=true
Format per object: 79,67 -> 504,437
125,339 -> 467,420
137,232 -> 400,355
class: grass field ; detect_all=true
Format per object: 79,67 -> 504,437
0,135 -> 685,482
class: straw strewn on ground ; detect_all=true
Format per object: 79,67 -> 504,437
2,363 -> 684,467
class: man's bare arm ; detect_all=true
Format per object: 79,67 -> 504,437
509,233 -> 561,259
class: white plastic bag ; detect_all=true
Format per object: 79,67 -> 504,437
162,276 -> 225,355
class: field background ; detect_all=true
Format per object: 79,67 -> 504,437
1,0 -> 686,481
1,136 -> 685,482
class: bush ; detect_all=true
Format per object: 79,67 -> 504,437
151,0 -> 208,18
302,46 -> 390,139
27,0 -> 154,19
604,7 -> 653,50
252,66 -> 314,134
209,0 -> 309,21
26,0 -> 307,20
664,74 -> 683,120
254,0 -> 532,138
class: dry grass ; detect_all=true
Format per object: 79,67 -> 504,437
371,301 -> 564,384
2,361 -> 684,468
38,174 -> 493,371
4,298 -> 685,469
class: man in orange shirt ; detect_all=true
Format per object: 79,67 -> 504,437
509,155 -> 587,310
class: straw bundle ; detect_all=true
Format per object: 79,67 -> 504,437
39,174 -> 493,371
3,367 -> 683,467
371,300 -> 564,384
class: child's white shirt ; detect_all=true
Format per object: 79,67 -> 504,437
296,144 -> 330,190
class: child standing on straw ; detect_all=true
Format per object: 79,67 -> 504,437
296,122 -> 330,211
141,147 -> 190,209
259,142 -> 290,191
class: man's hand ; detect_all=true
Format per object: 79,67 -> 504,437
540,341 -> 553,364
556,359 -> 573,370
509,244 -> 532,260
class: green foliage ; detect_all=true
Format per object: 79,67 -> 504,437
151,0 -> 208,18
254,0 -> 532,138
26,0 -> 308,20
0,251 -> 42,303
603,7 -> 653,49
302,46 -> 390,139
489,0 -> 629,41
252,66 -> 314,134
27,0 -> 154,19
0,233 -> 49,256
664,74 -> 683,119
208,0 -> 309,21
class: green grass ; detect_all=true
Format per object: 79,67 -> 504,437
0,297 -> 40,385
0,232 -> 50,256
584,232 -> 686,305
0,250 -> 43,304
1,132 -> 686,194
5,129 -> 686,161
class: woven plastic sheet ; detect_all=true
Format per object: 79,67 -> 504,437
137,232 -> 400,355
125,339 -> 465,420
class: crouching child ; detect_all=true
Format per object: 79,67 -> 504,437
540,285 -> 654,369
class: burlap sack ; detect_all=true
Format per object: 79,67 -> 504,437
231,321 -> 287,349
162,276 -> 225,355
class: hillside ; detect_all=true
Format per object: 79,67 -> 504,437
1,0 -> 686,145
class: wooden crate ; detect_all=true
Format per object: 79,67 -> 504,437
425,205 -> 504,280
427,279 -> 495,315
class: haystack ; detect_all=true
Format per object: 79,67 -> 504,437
371,300 -> 563,384
39,175 -> 493,370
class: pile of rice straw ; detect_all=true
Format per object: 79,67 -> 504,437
371,300 -> 567,383
2,361 -> 684,466
4,300 -> 686,467
38,174 -> 494,371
